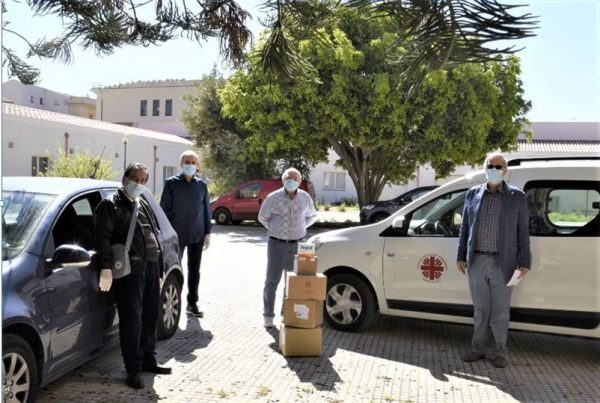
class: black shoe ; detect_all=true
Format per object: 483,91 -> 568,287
125,373 -> 144,389
462,351 -> 485,362
186,305 -> 204,318
142,364 -> 172,374
492,356 -> 507,368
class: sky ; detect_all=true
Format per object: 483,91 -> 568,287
2,0 -> 599,122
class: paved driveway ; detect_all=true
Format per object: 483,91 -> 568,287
37,224 -> 600,403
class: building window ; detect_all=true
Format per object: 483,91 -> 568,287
140,100 -> 147,116
30,95 -> 34,103
152,99 -> 160,116
323,172 -> 346,190
163,166 -> 176,181
39,97 -> 44,105
31,156 -> 49,176
54,99 -> 59,106
165,99 -> 173,116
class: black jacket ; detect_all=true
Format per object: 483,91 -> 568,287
95,188 -> 162,276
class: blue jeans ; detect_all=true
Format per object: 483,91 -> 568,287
263,239 -> 296,318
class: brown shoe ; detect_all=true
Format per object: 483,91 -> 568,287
492,356 -> 507,368
462,351 -> 485,362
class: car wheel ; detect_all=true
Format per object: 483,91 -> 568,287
2,334 -> 38,403
157,273 -> 182,340
214,208 -> 232,225
369,213 -> 389,223
325,274 -> 376,332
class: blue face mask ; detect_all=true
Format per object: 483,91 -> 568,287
182,164 -> 197,177
485,168 -> 503,185
125,180 -> 144,199
284,179 -> 299,192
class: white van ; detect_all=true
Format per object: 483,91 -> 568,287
308,158 -> 600,338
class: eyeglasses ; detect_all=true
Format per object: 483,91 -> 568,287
486,164 -> 505,170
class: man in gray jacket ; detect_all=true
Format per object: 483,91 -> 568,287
160,150 -> 211,318
457,153 -> 531,368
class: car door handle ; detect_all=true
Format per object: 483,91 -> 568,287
386,252 -> 395,257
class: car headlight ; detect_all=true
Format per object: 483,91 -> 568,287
363,205 -> 375,210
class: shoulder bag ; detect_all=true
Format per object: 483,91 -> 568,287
111,201 -> 139,279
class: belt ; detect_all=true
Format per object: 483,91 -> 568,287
269,236 -> 299,243
474,250 -> 499,256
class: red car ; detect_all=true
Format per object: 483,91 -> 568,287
211,179 -> 315,225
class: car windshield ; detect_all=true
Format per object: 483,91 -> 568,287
2,191 -> 56,260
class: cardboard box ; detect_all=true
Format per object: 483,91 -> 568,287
294,254 -> 318,275
286,272 -> 327,300
283,299 -> 324,328
297,242 -> 316,256
279,325 -> 322,357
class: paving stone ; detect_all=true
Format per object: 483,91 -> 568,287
37,225 -> 600,402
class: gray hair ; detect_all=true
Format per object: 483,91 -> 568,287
484,152 -> 507,167
281,167 -> 301,180
179,150 -> 199,165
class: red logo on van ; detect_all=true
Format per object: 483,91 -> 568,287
419,254 -> 445,283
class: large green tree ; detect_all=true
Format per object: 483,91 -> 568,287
220,9 -> 530,206
181,69 -> 278,196
2,1 -> 536,84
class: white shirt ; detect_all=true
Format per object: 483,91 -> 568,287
258,188 -> 318,240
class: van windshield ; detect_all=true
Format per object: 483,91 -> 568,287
2,191 -> 56,260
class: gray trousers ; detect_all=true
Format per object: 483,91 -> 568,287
468,254 -> 513,358
263,238 -> 296,318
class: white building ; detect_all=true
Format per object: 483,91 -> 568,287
2,79 -> 96,119
310,122 -> 600,203
2,102 -> 193,196
92,79 -> 200,139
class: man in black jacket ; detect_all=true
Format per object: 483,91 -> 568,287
95,163 -> 172,389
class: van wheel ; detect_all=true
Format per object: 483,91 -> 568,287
157,273 -> 181,340
325,274 -> 376,332
3,334 -> 38,403
370,213 -> 389,223
214,208 -> 231,225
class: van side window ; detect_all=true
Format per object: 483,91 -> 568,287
407,190 -> 467,237
525,181 -> 600,236
238,183 -> 260,199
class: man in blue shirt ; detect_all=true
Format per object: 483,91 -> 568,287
160,150 -> 212,317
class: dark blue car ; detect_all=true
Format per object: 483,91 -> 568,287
2,177 -> 184,402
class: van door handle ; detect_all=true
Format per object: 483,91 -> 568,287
386,252 -> 395,257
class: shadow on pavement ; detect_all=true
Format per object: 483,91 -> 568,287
323,314 -> 600,402
265,325 -> 342,392
159,316 -> 214,364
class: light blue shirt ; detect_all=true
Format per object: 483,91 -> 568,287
258,188 -> 318,240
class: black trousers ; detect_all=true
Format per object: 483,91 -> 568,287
179,239 -> 204,306
113,260 -> 160,374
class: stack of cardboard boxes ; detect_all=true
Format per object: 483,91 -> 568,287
279,243 -> 327,357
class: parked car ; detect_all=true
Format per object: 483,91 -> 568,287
308,158 -> 600,339
2,177 -> 184,402
211,179 -> 316,225
359,186 -> 438,224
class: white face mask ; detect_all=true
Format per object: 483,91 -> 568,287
485,168 -> 503,185
182,164 -> 197,177
125,180 -> 144,198
284,179 -> 299,191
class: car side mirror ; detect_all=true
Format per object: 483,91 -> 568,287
46,244 -> 92,270
392,216 -> 405,230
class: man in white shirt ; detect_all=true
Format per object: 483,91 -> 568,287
258,167 -> 318,328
